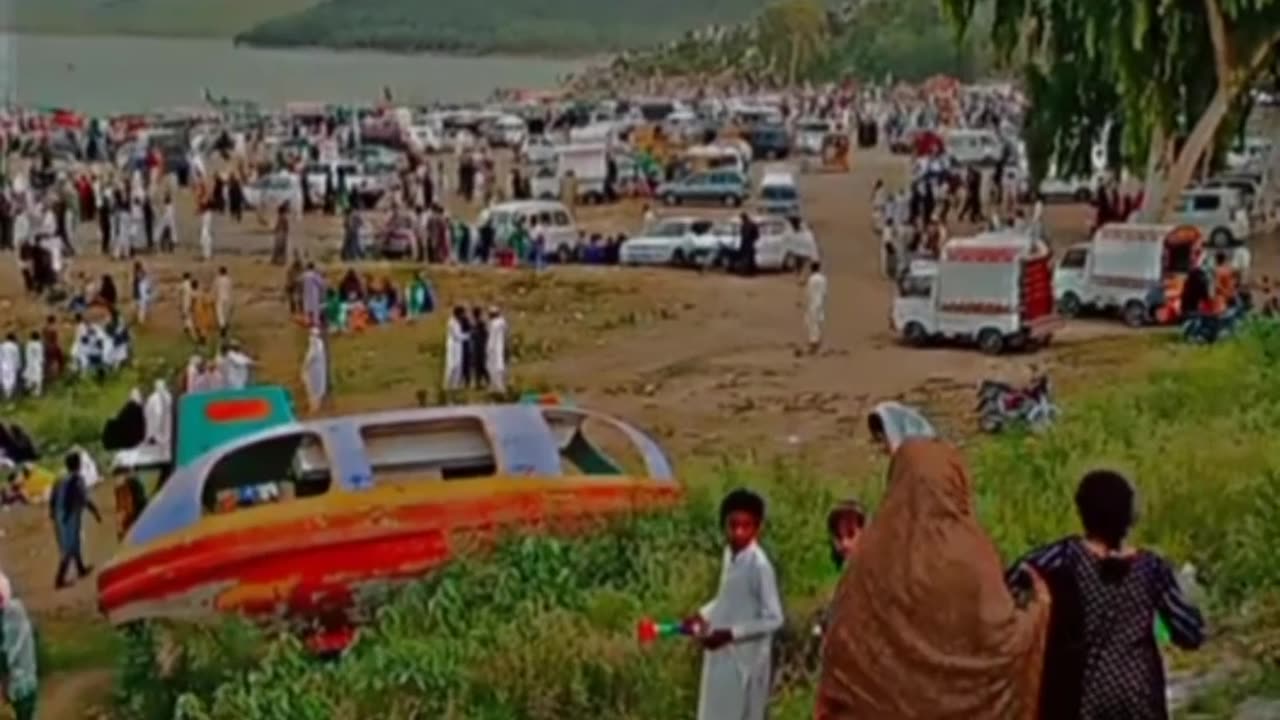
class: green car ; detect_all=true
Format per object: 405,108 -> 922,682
657,170 -> 748,207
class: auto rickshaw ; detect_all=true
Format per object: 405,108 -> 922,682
801,133 -> 851,173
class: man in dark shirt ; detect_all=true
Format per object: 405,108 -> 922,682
738,213 -> 759,276
50,452 -> 101,589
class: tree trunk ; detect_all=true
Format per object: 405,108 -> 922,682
1157,86 -> 1233,221
1136,125 -> 1169,223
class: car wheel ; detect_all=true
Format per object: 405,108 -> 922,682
903,322 -> 928,347
782,253 -> 798,272
663,193 -> 678,206
670,248 -> 687,267
1057,292 -> 1082,318
724,194 -> 741,207
1122,300 -> 1148,328
1209,228 -> 1232,247
1073,188 -> 1092,203
556,245 -> 573,264
977,328 -> 1005,355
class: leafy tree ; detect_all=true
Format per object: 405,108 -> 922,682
943,0 -> 1280,219
756,0 -> 829,85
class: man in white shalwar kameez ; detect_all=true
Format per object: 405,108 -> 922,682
0,335 -> 19,399
144,380 -> 173,448
804,262 -> 827,354
486,306 -> 508,393
688,489 -> 784,720
301,328 -> 327,412
22,333 -> 43,397
213,268 -> 233,335
199,207 -> 214,260
71,319 -> 93,375
443,307 -> 467,390
220,343 -> 254,390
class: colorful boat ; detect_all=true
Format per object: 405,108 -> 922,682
97,387 -> 681,636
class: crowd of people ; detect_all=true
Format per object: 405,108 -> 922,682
690,403 -> 1204,720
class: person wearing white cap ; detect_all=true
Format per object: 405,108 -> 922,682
486,305 -> 508,394
0,572 -> 38,720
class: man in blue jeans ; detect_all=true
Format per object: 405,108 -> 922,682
50,451 -> 102,589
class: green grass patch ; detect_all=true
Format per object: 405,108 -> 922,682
109,321 -> 1280,719
37,617 -> 122,674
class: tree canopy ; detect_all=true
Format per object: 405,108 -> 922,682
943,0 -> 1280,216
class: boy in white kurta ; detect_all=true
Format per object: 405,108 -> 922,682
486,306 -> 507,393
804,262 -> 827,354
22,333 -> 43,397
685,489 -> 784,720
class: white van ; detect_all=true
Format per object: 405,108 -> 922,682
1053,224 -> 1203,326
758,172 -> 800,217
479,200 -> 579,260
1173,187 -> 1251,246
892,232 -> 1059,354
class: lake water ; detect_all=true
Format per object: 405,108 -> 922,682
0,32 -> 586,114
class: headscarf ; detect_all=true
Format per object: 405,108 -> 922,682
0,571 -> 10,608
816,439 -> 1050,720
868,401 -> 936,452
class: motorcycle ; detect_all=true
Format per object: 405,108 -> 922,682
1182,301 -> 1248,345
977,374 -> 1059,434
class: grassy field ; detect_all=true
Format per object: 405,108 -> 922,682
90,320 -> 1280,720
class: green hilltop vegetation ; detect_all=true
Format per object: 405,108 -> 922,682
234,0 -> 774,55
8,0 -> 320,38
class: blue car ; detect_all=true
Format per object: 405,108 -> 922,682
657,170 -> 748,208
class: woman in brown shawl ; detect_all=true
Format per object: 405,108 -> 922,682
816,431 -> 1050,719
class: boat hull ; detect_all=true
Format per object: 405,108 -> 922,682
98,477 -> 681,628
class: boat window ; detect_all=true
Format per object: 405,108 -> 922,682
360,418 -> 496,481
202,432 -> 331,514
547,414 -> 645,477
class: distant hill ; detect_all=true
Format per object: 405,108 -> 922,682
234,0 -> 774,55
7,0 -> 319,38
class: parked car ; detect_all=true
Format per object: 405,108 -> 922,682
704,215 -> 819,271
941,129 -> 1003,167
619,217 -> 716,266
758,171 -> 800,217
657,170 -> 748,207
242,173 -> 303,213
1173,187 -> 1251,247
1226,137 -> 1273,171
744,124 -> 792,160
1038,173 -> 1101,203
520,136 -> 557,166
480,200 -> 579,261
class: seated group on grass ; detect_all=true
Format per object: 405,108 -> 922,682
320,269 -> 437,333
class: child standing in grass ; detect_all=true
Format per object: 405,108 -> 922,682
684,488 -> 784,720
814,500 -> 866,637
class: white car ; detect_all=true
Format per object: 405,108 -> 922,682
242,173 -> 303,213
619,217 -> 716,266
704,215 -> 820,271
1039,174 -> 1100,203
406,124 -> 444,154
521,135 -> 557,165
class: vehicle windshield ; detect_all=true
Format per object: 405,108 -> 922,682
650,222 -> 688,237
798,122 -> 829,133
762,185 -> 797,201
